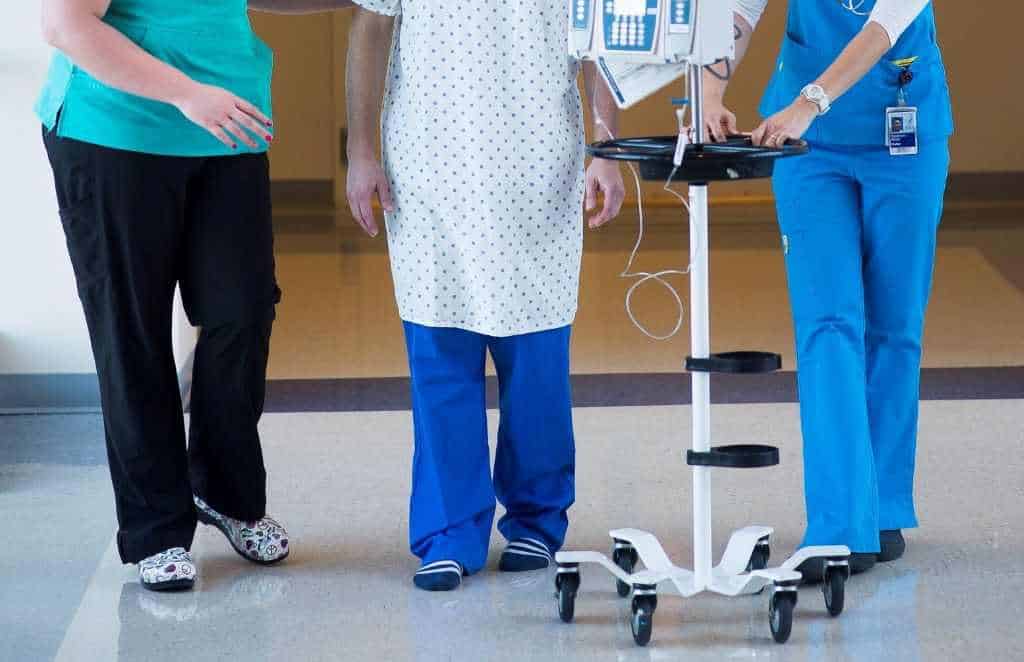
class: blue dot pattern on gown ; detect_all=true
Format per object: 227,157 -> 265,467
353,0 -> 587,337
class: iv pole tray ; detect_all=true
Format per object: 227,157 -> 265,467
686,444 -> 780,468
686,351 -> 782,374
587,135 -> 809,182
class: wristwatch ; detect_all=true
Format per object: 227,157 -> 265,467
800,84 -> 831,115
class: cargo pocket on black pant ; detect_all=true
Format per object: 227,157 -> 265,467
59,197 -> 109,293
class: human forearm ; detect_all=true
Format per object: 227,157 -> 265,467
703,13 -> 754,102
42,0 -> 198,107
804,1 -> 930,108
249,0 -> 353,14
810,22 -> 891,108
346,9 -> 393,159
700,12 -> 755,141
583,62 -> 618,141
751,19 -> 893,147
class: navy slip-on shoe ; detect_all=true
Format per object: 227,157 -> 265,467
414,560 -> 465,591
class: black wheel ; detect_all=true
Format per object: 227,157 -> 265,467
823,566 -> 845,617
613,542 -> 639,598
769,590 -> 796,644
747,539 -> 770,572
555,570 -> 580,623
630,594 -> 657,647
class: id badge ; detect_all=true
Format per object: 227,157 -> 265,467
886,106 -> 918,156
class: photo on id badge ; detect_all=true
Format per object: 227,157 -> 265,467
886,106 -> 918,155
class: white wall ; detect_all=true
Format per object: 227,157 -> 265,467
0,2 -> 95,375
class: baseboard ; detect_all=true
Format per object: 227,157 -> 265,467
0,374 -> 101,414
271,179 -> 333,208
630,171 -> 1024,210
276,171 -> 1024,218
945,171 -> 1024,202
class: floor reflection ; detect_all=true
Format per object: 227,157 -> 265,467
117,568 -> 289,661
47,403 -> 1021,662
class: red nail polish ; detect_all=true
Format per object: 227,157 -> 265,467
266,135 -> 273,142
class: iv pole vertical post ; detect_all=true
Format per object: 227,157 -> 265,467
687,63 -> 713,589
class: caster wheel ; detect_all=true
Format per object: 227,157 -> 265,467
823,566 -> 846,617
555,568 -> 580,624
769,588 -> 796,644
630,592 -> 657,647
747,538 -> 771,572
612,541 -> 639,598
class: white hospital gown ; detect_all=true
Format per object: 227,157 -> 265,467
353,0 -> 587,337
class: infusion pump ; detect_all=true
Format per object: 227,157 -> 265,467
569,0 -> 734,66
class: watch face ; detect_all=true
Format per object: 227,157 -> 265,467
803,85 -> 828,111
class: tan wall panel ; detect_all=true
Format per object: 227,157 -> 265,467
251,12 -> 335,181
935,4 -> 1019,172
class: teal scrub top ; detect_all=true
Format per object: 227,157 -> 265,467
759,0 -> 953,147
35,0 -> 274,157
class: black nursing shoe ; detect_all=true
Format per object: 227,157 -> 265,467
877,529 -> 906,563
796,553 -> 876,584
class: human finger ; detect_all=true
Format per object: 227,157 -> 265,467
234,98 -> 273,128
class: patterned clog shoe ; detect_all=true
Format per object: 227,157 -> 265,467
139,547 -> 197,592
194,496 -> 290,565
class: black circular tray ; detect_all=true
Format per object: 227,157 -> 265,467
685,351 -> 782,374
686,444 -> 781,469
587,135 -> 809,183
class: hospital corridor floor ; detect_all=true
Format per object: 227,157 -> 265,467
3,205 -> 1023,661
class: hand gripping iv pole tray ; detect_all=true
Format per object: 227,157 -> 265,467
556,0 -> 852,647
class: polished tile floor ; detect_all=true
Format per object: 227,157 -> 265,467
269,206 -> 1024,379
4,204 -> 1023,661
6,401 -> 1023,661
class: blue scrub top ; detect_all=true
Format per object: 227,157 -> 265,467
35,0 -> 273,157
759,0 -> 953,147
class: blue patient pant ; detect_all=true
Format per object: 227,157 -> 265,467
772,140 -> 949,553
402,321 -> 575,573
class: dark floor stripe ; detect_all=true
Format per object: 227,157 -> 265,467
4,367 -> 1022,415
263,367 -> 1024,413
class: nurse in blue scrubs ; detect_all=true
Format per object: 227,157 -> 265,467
703,0 -> 952,579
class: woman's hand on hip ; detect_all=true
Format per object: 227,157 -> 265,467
585,159 -> 625,229
346,155 -> 393,237
752,98 -> 818,148
173,82 -> 274,150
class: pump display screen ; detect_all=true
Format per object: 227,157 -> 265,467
604,0 -> 657,50
613,0 -> 647,15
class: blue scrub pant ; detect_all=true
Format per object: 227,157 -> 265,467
402,321 -> 575,573
772,140 -> 949,553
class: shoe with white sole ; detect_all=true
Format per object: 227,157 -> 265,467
139,547 -> 197,592
194,496 -> 290,565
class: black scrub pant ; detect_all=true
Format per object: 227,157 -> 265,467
43,129 -> 280,564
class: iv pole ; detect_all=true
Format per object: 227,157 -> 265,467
554,2 -> 854,649
687,64 -> 714,590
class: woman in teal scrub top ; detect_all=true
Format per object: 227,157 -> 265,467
38,0 -> 353,591
702,0 -> 952,581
